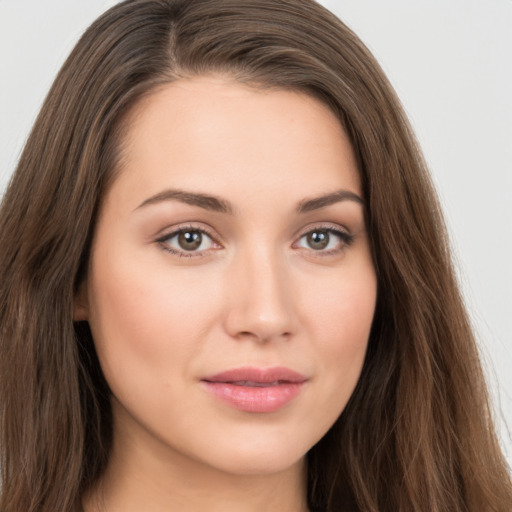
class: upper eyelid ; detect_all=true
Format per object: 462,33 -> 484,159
156,223 -> 219,242
296,226 -> 353,244
156,221 -> 350,238
294,222 -> 351,239
157,220 -> 350,235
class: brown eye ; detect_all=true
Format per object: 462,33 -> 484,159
178,230 -> 203,251
306,230 -> 330,250
295,226 -> 354,254
158,228 -> 216,255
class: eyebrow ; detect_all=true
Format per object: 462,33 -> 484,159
297,190 -> 364,213
135,188 -> 363,214
136,189 -> 233,214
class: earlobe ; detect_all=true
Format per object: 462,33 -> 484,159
73,281 -> 89,321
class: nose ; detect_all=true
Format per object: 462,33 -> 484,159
223,246 -> 296,343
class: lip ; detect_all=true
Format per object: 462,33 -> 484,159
201,366 -> 307,413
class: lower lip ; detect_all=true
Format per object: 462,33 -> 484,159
202,381 -> 305,413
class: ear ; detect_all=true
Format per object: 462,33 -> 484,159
73,280 -> 89,321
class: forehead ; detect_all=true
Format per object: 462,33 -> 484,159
111,75 -> 361,208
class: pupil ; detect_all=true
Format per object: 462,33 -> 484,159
307,230 -> 329,250
178,231 -> 202,250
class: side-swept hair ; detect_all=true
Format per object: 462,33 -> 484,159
1,1 -> 511,510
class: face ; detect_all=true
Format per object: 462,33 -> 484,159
76,76 -> 377,477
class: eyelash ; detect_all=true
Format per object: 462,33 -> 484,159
155,223 -> 354,258
156,224 -> 219,258
294,225 -> 355,256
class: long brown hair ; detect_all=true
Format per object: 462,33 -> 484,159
1,1 -> 511,511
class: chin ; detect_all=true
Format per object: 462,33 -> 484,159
210,450 -> 306,477
189,427 -> 318,477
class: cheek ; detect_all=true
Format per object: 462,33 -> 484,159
300,259 -> 376,408
303,256 -> 376,344
86,247 -> 221,388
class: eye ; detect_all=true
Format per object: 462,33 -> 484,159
157,227 -> 218,256
295,227 -> 353,253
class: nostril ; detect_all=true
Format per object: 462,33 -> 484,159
234,330 -> 292,343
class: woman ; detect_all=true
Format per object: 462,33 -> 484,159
0,1 -> 511,511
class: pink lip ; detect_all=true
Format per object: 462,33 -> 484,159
201,367 -> 307,413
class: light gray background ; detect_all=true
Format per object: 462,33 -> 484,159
1,0 -> 511,463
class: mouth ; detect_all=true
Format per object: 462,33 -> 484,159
201,367 -> 307,413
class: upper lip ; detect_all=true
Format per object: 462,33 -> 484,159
202,366 -> 307,384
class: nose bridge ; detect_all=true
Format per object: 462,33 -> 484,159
224,241 -> 295,341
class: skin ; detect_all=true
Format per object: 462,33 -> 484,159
76,76 -> 377,512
